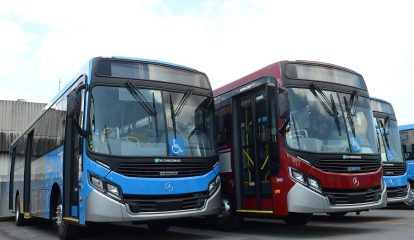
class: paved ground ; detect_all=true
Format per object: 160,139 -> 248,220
0,208 -> 413,240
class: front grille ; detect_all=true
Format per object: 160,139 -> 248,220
387,185 -> 408,199
383,163 -> 406,176
115,162 -> 212,178
123,192 -> 208,213
315,158 -> 381,173
324,187 -> 382,205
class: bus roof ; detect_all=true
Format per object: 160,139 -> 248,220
213,62 -> 282,97
213,60 -> 363,97
399,124 -> 414,131
370,97 -> 395,116
111,56 -> 195,71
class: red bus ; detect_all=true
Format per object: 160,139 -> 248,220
213,60 -> 386,229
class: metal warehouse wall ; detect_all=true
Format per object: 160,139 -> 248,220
0,100 -> 46,217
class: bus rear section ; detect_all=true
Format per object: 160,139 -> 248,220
400,124 -> 414,206
371,98 -> 409,204
213,61 -> 386,230
9,57 -> 221,240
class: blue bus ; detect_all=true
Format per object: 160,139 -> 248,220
399,124 -> 414,206
371,98 -> 410,204
8,57 -> 221,239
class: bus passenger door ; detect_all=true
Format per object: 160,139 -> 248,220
63,83 -> 85,222
238,89 -> 273,211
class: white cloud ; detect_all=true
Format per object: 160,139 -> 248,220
0,0 -> 413,123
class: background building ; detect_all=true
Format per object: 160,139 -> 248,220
0,100 -> 46,217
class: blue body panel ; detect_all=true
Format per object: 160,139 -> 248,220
30,146 -> 63,219
407,160 -> 414,181
383,173 -> 408,188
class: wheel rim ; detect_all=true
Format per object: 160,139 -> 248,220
218,199 -> 231,220
15,200 -> 20,221
56,204 -> 64,231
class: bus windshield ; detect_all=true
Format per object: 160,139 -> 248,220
286,87 -> 378,154
377,119 -> 404,162
88,86 -> 216,157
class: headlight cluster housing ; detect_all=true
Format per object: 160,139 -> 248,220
89,172 -> 123,201
289,167 -> 323,194
208,175 -> 221,196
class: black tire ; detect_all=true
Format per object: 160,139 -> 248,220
283,212 -> 312,225
210,198 -> 243,231
15,195 -> 27,226
53,195 -> 81,240
328,212 -> 348,217
147,221 -> 170,233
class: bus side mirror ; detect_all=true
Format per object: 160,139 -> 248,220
277,87 -> 289,119
67,84 -> 86,133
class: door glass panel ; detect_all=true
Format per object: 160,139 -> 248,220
255,93 -> 272,199
240,97 -> 256,199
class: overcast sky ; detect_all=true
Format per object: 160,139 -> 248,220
0,0 -> 413,124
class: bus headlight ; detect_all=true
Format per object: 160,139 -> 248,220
89,173 -> 123,201
307,177 -> 322,193
289,167 -> 322,194
291,168 -> 305,183
90,175 -> 104,191
208,175 -> 221,196
106,183 -> 121,199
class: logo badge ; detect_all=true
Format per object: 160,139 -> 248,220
165,182 -> 174,192
352,177 -> 360,186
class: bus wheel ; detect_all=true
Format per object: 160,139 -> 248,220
210,198 -> 243,231
147,221 -> 170,232
328,212 -> 348,217
283,212 -> 312,225
53,195 -> 80,240
15,195 -> 27,226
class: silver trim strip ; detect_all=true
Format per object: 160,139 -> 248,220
86,186 -> 221,222
287,183 -> 387,213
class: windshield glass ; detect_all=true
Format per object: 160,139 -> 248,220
88,86 -> 216,157
401,129 -> 414,160
165,92 -> 216,157
376,118 -> 404,162
286,88 -> 378,154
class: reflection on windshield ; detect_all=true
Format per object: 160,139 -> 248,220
286,88 -> 378,154
88,86 -> 217,157
165,92 -> 216,157
376,118 -> 403,162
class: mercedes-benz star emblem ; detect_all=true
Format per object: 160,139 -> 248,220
165,182 -> 174,192
352,177 -> 360,186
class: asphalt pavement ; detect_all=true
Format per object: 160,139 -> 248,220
0,208 -> 413,240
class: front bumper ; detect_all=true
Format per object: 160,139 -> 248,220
387,184 -> 410,204
287,183 -> 387,213
85,186 -> 221,222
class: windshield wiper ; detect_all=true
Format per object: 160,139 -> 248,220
169,88 -> 193,139
152,92 -> 159,138
170,95 -> 178,139
126,81 -> 157,116
378,117 -> 390,149
310,84 -> 342,135
343,90 -> 359,136
175,88 -> 193,117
